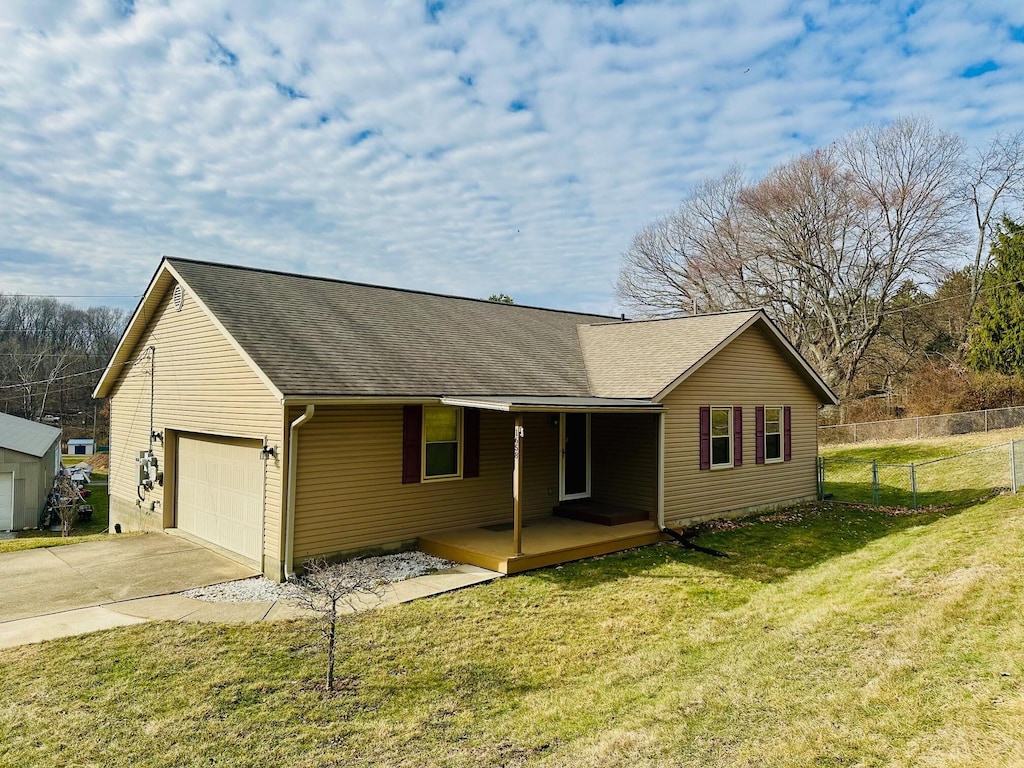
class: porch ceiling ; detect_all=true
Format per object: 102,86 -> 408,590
440,395 -> 663,413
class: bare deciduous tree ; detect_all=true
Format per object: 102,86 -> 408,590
293,559 -> 388,692
962,130 -> 1024,318
618,117 -> 966,399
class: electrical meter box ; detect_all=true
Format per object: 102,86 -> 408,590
136,451 -> 159,489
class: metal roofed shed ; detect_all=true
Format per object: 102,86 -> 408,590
0,413 -> 62,531
66,438 -> 96,456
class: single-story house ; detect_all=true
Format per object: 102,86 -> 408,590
0,412 -> 62,531
66,438 -> 96,456
93,257 -> 838,579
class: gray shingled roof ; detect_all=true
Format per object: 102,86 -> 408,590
0,412 -> 61,457
579,312 -> 761,398
168,259 -> 615,398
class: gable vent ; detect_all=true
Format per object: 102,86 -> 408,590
172,283 -> 185,312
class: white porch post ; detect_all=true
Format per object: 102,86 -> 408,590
657,411 -> 665,529
513,414 -> 524,556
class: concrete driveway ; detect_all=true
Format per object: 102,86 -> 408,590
0,534 -> 257,624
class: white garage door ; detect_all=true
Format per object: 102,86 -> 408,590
0,472 -> 13,531
176,435 -> 263,563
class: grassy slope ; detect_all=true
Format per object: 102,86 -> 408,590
820,428 -> 1024,507
2,496 -> 1023,767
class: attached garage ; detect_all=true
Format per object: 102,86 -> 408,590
175,434 -> 264,564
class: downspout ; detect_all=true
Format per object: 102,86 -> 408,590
284,404 -> 315,580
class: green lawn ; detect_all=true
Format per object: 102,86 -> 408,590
0,482 -> 112,554
820,428 -> 1024,508
2,495 -> 1023,767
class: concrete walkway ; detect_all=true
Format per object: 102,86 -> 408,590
0,535 -> 500,649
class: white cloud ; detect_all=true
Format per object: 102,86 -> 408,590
1,0 -> 1023,315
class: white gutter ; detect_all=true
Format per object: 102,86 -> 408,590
284,404 -> 315,580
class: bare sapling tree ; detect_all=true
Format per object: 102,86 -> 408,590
618,116 -> 965,399
52,471 -> 80,537
293,559 -> 388,692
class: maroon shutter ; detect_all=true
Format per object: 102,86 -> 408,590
699,406 -> 710,470
733,406 -> 743,466
402,405 -> 422,484
755,406 -> 765,465
783,406 -> 792,462
463,408 -> 480,478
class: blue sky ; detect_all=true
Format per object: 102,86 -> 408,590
2,0 -> 1024,314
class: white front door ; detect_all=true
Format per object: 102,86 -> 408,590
559,413 -> 591,501
0,472 -> 14,531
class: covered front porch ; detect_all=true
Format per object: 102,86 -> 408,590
420,395 -> 666,574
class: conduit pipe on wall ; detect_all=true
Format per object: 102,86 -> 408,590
284,404 -> 315,580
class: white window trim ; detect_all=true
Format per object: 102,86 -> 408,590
422,405 -> 463,482
764,405 -> 784,464
559,412 -> 591,500
710,405 -> 733,470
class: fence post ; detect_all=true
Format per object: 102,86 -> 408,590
1011,441 -> 1017,494
854,423 -> 858,443
916,417 -> 920,439
985,410 -> 989,432
872,459 -> 879,507
910,464 -> 917,509
817,457 -> 823,499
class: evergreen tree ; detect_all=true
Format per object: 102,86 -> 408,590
967,217 -> 1024,374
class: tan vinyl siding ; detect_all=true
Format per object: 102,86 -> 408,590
521,412 -> 560,520
291,407 -> 566,558
662,325 -> 820,523
107,285 -> 283,566
591,413 -> 658,513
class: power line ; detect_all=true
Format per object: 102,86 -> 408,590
0,359 -> 139,390
0,294 -> 142,299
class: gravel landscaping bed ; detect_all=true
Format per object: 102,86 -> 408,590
182,551 -> 460,603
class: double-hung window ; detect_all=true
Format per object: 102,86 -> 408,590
423,406 -> 461,479
764,407 -> 783,462
710,406 -> 732,468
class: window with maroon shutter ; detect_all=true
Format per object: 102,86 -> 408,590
423,406 -> 461,479
463,408 -> 480,478
709,406 -> 732,468
764,406 -> 783,462
699,406 -> 710,470
783,406 -> 792,461
755,406 -> 765,464
402,405 -> 422,484
733,406 -> 743,466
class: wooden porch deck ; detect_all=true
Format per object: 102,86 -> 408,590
418,516 -> 665,574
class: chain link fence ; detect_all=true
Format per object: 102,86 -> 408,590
819,405 -> 1024,445
818,438 -> 1024,509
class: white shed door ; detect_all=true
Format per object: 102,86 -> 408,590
176,435 -> 263,563
0,472 -> 13,531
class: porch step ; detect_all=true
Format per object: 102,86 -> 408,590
552,501 -> 651,526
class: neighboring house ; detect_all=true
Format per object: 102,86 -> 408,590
66,438 -> 96,456
93,258 -> 838,580
0,412 -> 61,531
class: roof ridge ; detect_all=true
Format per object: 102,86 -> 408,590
580,308 -> 763,327
164,256 -> 616,321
